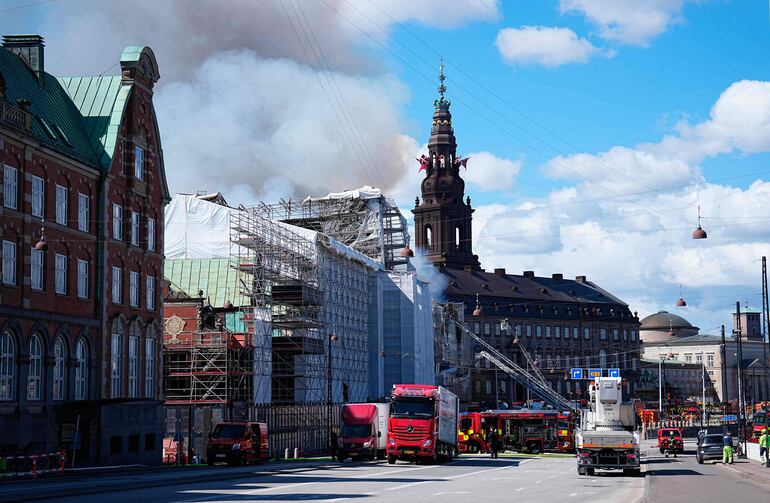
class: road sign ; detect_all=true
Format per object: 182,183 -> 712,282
588,368 -> 602,379
722,415 -> 737,422
571,368 -> 583,380
608,368 -> 621,378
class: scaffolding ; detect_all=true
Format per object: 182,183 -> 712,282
254,187 -> 409,270
231,204 -> 371,409
164,329 -> 253,407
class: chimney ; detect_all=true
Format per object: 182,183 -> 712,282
494,268 -> 506,277
3,35 -> 45,79
575,275 -> 587,283
552,273 -> 563,281
523,270 -> 535,278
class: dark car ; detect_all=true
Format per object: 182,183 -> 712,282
696,434 -> 725,464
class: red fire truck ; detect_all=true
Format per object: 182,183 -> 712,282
459,410 -> 575,454
387,384 -> 459,464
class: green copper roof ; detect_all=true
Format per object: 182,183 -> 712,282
164,258 -> 249,309
0,48 -> 101,166
57,75 -> 132,170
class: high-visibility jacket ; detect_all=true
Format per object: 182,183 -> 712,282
760,433 -> 770,448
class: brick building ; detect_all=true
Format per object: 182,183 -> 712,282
413,65 -> 641,408
0,35 -> 169,465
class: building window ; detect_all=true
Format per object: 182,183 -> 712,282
75,339 -> 87,400
145,328 -> 155,398
113,204 -> 123,240
111,320 -> 123,398
545,326 -> 551,338
130,211 -> 139,246
0,331 -> 15,400
55,184 -> 68,225
128,330 -> 138,398
585,355 -> 591,367
77,259 -> 89,299
483,322 -> 491,336
631,330 -> 637,341
112,266 -> 122,304
134,146 -> 144,181
31,175 -> 44,217
623,329 -> 628,341
2,240 -> 16,285
707,353 -> 715,367
573,327 -> 578,339
455,226 -> 461,248
473,322 -> 480,334
684,353 -> 692,363
696,353 -> 703,364
425,225 -> 433,248
31,248 -> 43,290
526,325 -> 532,337
536,326 -> 542,338
485,380 -> 492,394
146,276 -> 156,310
494,323 -> 501,336
583,328 -> 590,340
555,326 -> 561,338
3,165 -> 17,209
77,193 -> 89,232
53,337 -> 66,400
632,358 -> 638,371
599,328 -> 607,340
612,329 -> 619,341
55,253 -> 67,294
599,349 -> 607,369
129,271 -> 139,307
147,218 -> 156,252
27,334 -> 42,401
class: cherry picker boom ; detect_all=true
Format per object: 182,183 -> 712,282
449,319 -> 577,412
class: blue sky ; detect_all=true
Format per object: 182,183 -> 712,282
4,0 -> 770,332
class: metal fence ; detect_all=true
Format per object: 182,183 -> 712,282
251,402 -> 341,459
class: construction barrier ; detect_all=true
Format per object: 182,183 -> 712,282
0,450 -> 65,479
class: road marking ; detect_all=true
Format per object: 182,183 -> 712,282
549,475 -> 556,479
569,493 -> 578,497
447,464 -> 513,480
535,480 -> 542,484
386,480 -> 434,491
433,491 -> 471,496
516,487 -> 525,492
355,464 -> 435,479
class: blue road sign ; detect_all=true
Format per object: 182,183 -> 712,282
722,415 -> 737,422
571,368 -> 583,380
608,368 -> 621,378
588,368 -> 602,379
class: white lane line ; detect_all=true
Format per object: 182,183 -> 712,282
447,464 -> 513,480
569,492 -> 578,497
516,487 -> 525,492
325,499 -> 349,502
535,480 -> 542,484
519,459 -> 534,465
549,475 -> 556,479
355,464 -> 435,479
386,480 -> 434,492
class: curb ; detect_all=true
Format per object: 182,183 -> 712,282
719,462 -> 770,486
0,461 -> 348,503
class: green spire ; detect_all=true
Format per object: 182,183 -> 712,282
434,57 -> 450,110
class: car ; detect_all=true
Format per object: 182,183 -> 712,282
696,434 -> 725,464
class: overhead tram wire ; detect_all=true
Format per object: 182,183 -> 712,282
291,0 -> 386,190
322,0 -> 699,231
358,0 -> 721,224
278,0 -> 382,190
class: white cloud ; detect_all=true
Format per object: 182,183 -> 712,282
560,0 -> 692,46
495,26 -> 601,67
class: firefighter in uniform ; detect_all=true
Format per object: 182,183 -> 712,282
487,427 -> 499,459
760,429 -> 769,466
722,432 -> 734,465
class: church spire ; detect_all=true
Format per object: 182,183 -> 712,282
435,58 -> 450,111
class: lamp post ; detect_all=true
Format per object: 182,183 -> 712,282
327,333 -> 337,456
702,350 -> 706,429
659,350 -> 674,416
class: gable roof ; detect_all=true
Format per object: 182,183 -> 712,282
0,48 -> 101,167
56,75 -> 132,170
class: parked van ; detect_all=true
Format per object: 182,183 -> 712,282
206,421 -> 269,466
339,403 -> 389,461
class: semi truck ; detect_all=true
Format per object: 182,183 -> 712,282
387,384 -> 459,464
338,403 -> 390,461
575,377 -> 640,476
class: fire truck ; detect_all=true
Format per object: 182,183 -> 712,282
751,405 -> 770,442
459,410 -> 575,454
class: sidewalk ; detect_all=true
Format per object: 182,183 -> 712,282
719,458 -> 770,486
0,458 -> 342,503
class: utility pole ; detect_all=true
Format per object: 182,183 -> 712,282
762,257 -> 769,401
721,325 -> 728,432
736,302 -> 747,456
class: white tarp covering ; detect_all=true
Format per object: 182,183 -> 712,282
303,185 -> 383,202
164,194 -> 237,259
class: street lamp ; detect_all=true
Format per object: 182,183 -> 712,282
659,350 -> 675,415
327,333 -> 338,457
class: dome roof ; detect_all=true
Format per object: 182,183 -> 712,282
640,311 -> 696,331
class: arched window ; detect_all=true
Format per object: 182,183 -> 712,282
111,319 -> 124,398
75,339 -> 87,400
455,226 -> 461,248
599,349 -> 607,369
53,337 -> 66,400
128,322 -> 139,398
145,325 -> 156,398
27,334 -> 42,401
425,225 -> 433,248
0,330 -> 15,400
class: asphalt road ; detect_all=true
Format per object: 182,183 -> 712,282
45,454 -> 644,503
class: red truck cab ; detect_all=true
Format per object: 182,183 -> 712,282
657,428 -> 684,455
387,384 -> 459,464
206,421 -> 269,466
